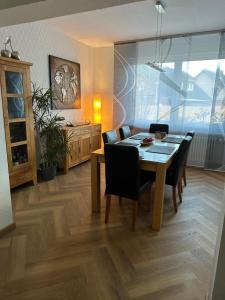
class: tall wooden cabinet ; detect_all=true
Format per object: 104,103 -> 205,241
0,57 -> 37,188
63,124 -> 101,173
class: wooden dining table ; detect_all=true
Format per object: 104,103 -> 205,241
91,133 -> 184,231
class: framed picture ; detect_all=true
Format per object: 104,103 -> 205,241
49,55 -> 81,109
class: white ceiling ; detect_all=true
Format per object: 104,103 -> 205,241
46,0 -> 225,47
0,0 -> 144,27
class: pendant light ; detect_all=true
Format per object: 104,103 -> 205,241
146,0 -> 166,72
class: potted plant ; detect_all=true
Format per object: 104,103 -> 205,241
32,85 -> 70,181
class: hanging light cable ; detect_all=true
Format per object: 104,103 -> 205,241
146,0 -> 166,72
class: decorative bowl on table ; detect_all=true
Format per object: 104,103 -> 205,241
140,137 -> 154,147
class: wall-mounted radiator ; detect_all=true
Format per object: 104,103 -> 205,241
187,134 -> 225,169
187,134 -> 209,167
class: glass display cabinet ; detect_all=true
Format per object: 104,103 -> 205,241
0,57 -> 37,188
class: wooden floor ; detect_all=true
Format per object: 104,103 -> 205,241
0,162 -> 224,300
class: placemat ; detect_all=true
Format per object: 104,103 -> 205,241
129,135 -> 151,140
117,142 -> 139,147
161,137 -> 184,144
147,145 -> 175,155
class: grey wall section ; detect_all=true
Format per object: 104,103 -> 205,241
0,0 -> 46,10
212,216 -> 225,300
0,88 -> 13,230
0,0 -> 145,27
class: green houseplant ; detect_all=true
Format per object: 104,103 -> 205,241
32,85 -> 70,181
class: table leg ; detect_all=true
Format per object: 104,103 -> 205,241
91,154 -> 101,213
152,164 -> 167,231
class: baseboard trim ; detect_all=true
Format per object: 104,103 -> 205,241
0,222 -> 16,238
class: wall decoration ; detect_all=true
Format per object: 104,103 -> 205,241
49,55 -> 81,109
1,36 -> 20,60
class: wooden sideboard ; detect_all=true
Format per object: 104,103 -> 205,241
63,123 -> 101,173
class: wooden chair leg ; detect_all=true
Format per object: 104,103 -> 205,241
172,187 -> 178,213
105,194 -> 111,224
119,196 -> 122,207
178,180 -> 181,193
183,168 -> 187,187
178,183 -> 182,203
137,198 -> 141,209
180,178 -> 183,193
132,201 -> 138,232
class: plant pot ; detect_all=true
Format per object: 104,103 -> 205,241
40,166 -> 56,181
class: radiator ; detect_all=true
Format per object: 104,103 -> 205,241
187,134 -> 209,167
187,134 -> 225,169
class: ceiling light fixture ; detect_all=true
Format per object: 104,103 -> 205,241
146,61 -> 165,72
155,0 -> 165,14
146,0 -> 166,72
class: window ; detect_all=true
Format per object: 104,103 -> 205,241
114,32 -> 225,134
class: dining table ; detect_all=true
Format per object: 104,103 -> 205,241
91,132 -> 185,231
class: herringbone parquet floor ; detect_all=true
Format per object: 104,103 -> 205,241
0,162 -> 224,300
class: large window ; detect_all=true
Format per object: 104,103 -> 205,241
135,62 -> 174,123
135,59 -> 222,132
114,32 -> 225,134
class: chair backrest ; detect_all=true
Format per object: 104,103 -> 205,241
119,126 -> 132,140
184,131 -> 195,164
186,130 -> 195,138
104,144 -> 140,200
149,123 -> 169,134
102,130 -> 119,145
166,136 -> 192,186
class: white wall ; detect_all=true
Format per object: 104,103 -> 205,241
0,88 -> 13,230
0,21 -> 94,122
94,46 -> 114,132
0,21 -> 115,128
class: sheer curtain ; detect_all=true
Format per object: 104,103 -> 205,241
204,33 -> 225,170
114,32 -> 225,170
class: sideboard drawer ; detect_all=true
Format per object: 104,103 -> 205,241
10,166 -> 33,188
63,124 -> 101,173
92,124 -> 101,132
80,127 -> 91,135
66,128 -> 80,141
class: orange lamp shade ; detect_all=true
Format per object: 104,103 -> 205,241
93,95 -> 101,123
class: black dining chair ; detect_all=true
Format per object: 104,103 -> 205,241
104,144 -> 151,231
186,131 -> 195,138
102,130 -> 119,145
148,136 -> 192,213
119,125 -> 132,140
149,123 -> 169,134
182,131 -> 195,186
